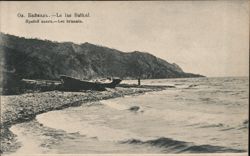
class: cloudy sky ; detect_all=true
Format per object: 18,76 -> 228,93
0,1 -> 249,77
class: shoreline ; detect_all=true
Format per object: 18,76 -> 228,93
0,86 -> 167,154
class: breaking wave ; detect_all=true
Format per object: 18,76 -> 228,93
121,137 -> 246,153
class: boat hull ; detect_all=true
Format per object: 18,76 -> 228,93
60,76 -> 122,91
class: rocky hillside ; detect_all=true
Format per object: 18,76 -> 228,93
0,33 -> 203,83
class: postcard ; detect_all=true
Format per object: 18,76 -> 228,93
0,1 -> 248,156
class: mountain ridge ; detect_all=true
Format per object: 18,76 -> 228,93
0,32 -> 203,82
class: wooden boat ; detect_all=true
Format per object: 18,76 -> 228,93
60,75 -> 122,91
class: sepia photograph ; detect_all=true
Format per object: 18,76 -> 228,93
0,1 -> 249,155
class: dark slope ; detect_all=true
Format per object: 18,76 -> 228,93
0,33 -> 203,82
0,33 -> 201,92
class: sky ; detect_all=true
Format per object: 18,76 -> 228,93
0,1 -> 249,77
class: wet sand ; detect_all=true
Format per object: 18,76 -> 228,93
0,86 -> 166,153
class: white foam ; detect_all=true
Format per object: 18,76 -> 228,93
100,100 -> 128,111
9,125 -> 48,154
36,111 -> 140,142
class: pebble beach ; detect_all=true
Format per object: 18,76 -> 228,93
0,86 -> 165,154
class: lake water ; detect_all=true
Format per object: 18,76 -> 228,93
9,77 -> 249,154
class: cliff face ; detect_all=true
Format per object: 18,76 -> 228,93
0,33 -> 203,82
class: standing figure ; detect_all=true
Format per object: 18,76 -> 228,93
138,77 -> 141,86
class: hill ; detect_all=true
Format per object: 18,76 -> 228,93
0,32 -> 203,93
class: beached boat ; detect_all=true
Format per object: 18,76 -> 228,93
60,75 -> 122,91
